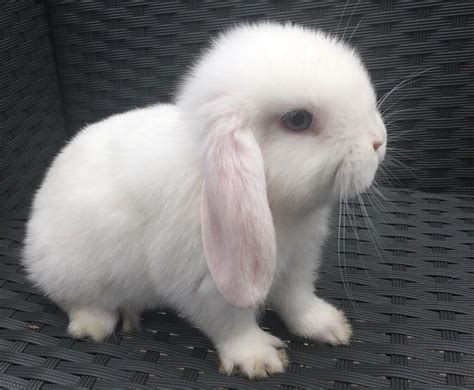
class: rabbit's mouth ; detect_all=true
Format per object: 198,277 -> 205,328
331,156 -> 379,201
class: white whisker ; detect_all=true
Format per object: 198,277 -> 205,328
342,194 -> 362,317
356,192 -> 389,268
336,0 -> 351,38
348,14 -> 367,43
382,108 -> 414,122
342,0 -> 361,40
344,194 -> 376,289
376,67 -> 435,110
380,88 -> 419,117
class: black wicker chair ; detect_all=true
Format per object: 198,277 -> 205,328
1,1 -> 473,388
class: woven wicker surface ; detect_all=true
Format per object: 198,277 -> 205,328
47,0 -> 474,194
0,1 -> 68,218
1,188 -> 473,389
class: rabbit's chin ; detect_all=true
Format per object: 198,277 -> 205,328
331,160 -> 378,201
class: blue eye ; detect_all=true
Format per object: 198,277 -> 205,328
281,109 -> 313,131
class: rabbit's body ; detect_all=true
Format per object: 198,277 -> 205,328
25,105 -> 200,312
24,23 -> 386,378
26,101 -> 328,310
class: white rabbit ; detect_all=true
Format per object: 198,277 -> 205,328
23,22 -> 386,378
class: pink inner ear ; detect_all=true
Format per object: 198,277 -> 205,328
201,127 -> 276,308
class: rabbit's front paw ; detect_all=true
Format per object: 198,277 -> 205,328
217,329 -> 287,379
67,308 -> 118,342
291,299 -> 352,345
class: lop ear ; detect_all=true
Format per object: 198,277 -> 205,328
201,116 -> 276,308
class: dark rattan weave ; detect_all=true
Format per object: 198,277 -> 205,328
1,0 -> 474,389
1,190 -> 473,389
0,1 -> 68,219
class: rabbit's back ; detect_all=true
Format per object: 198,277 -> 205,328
23,104 -> 205,311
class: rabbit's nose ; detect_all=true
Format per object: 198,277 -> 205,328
373,141 -> 382,152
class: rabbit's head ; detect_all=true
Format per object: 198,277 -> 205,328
177,23 -> 386,308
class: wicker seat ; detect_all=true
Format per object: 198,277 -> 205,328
1,1 -> 473,388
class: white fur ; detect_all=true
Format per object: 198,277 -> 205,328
23,23 -> 386,378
